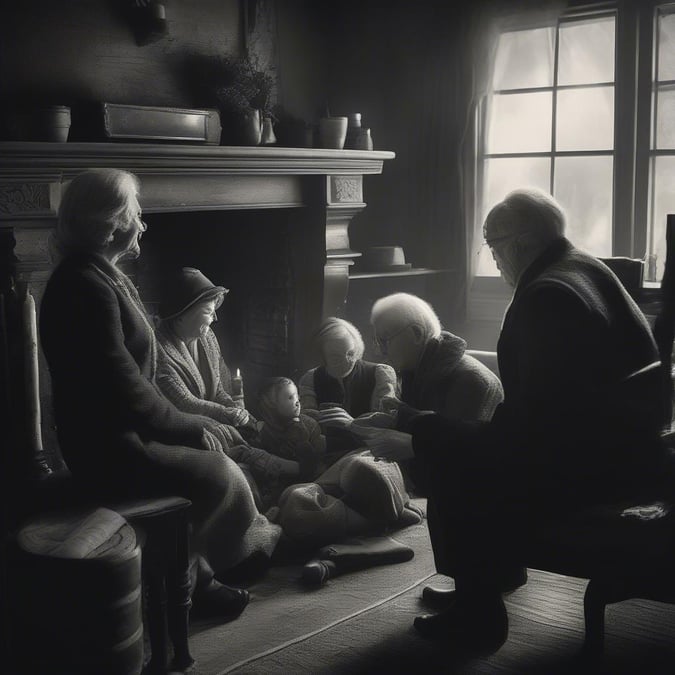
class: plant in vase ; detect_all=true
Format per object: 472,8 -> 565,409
214,55 -> 276,146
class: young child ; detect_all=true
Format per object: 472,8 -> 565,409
256,377 -> 328,485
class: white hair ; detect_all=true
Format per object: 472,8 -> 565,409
484,187 -> 566,246
314,317 -> 365,360
51,168 -> 140,259
370,293 -> 441,342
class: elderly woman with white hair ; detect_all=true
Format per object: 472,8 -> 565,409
40,168 -> 281,620
298,317 -> 397,428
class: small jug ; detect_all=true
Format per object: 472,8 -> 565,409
354,127 -> 373,151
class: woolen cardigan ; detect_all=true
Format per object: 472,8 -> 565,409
155,324 -> 239,425
399,330 -> 504,423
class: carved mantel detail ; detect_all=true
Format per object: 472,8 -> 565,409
331,176 -> 363,204
0,182 -> 54,217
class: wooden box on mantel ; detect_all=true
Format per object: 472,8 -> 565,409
102,103 -> 222,144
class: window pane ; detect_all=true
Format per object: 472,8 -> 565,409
556,86 -> 614,151
554,156 -> 613,256
558,16 -> 615,86
487,92 -> 552,153
493,28 -> 554,90
477,158 -> 550,276
655,87 -> 675,149
648,156 -> 675,281
657,11 -> 675,82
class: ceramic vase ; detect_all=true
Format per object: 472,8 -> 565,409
318,116 -> 348,149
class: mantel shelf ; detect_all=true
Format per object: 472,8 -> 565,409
0,142 -> 395,176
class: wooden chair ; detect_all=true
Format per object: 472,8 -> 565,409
465,230 -> 675,659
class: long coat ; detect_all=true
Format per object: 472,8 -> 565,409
40,253 -> 280,574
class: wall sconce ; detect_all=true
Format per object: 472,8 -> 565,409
131,0 -> 168,46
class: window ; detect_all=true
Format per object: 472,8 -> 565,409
477,14 -> 616,277
475,3 -> 675,283
649,5 -> 675,280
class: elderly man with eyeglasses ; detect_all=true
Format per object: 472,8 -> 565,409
364,188 -> 668,656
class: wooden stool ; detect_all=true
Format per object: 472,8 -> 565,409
11,507 -> 144,674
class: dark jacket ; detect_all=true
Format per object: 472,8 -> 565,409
492,238 -> 666,495
40,253 -> 206,478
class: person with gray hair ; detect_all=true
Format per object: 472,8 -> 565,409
298,317 -> 397,428
368,293 -> 503,424
391,188 -> 668,653
40,169 -> 281,621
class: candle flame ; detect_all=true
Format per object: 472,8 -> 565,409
236,368 -> 241,377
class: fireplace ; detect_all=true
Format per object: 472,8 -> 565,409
0,142 -> 394,472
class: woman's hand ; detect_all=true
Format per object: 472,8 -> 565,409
201,428 -> 225,453
225,407 -> 250,427
201,418 -> 246,449
352,427 -> 414,461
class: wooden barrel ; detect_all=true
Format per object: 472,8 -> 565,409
10,507 -> 144,675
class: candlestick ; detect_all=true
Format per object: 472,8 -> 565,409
232,367 -> 245,408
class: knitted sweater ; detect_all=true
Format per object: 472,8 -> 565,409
156,324 -> 241,425
400,331 -> 504,423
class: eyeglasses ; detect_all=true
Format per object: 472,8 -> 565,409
373,324 -> 409,353
477,232 -> 518,256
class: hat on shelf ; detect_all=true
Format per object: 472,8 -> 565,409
158,267 -> 228,321
359,246 -> 412,272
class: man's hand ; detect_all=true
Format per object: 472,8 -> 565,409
353,427 -> 414,461
317,406 -> 354,428
379,395 -> 404,415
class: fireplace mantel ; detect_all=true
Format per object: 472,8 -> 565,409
0,142 -> 394,216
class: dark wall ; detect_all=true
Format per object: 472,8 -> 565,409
0,0 -> 242,109
308,0 -> 474,329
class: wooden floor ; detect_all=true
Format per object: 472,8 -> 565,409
187,511 -> 675,675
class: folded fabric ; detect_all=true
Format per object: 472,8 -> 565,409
275,483 -> 373,544
339,451 -> 410,524
18,507 -> 129,559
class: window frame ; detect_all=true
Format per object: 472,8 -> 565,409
470,1 -> 659,305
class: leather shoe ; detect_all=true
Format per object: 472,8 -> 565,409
421,586 -> 457,608
422,567 -> 527,608
301,559 -> 337,586
413,595 -> 508,655
191,579 -> 250,620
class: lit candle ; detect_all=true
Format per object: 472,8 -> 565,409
232,368 -> 245,408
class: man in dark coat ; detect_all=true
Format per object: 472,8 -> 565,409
379,188 -> 668,653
